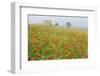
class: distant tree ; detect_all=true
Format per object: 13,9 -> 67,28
66,22 -> 71,28
55,23 -> 59,26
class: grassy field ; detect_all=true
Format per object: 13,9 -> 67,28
28,24 -> 88,61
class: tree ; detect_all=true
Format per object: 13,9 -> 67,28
66,22 -> 71,28
55,23 -> 59,26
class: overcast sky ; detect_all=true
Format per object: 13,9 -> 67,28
29,15 -> 88,28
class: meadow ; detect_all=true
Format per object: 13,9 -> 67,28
28,24 -> 88,61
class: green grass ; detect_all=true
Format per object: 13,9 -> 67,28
28,24 -> 88,61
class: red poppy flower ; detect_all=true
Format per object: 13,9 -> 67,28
31,58 -> 35,61
32,35 -> 36,39
35,54 -> 41,59
35,47 -> 41,51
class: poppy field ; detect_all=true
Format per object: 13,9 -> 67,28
28,24 -> 88,61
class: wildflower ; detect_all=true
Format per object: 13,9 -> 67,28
31,58 -> 35,61
35,54 -> 41,58
35,46 -> 41,51
32,35 -> 36,39
34,54 -> 41,60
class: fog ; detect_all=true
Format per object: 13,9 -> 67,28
29,15 -> 88,28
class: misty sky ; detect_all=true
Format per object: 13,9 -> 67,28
29,15 -> 88,28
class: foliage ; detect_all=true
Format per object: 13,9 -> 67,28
66,22 -> 71,28
55,23 -> 59,26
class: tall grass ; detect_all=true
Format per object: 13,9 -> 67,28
28,24 -> 88,61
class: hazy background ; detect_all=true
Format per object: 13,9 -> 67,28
29,15 -> 88,28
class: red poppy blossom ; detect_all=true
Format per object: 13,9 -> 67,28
31,58 -> 35,61
35,47 -> 41,51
